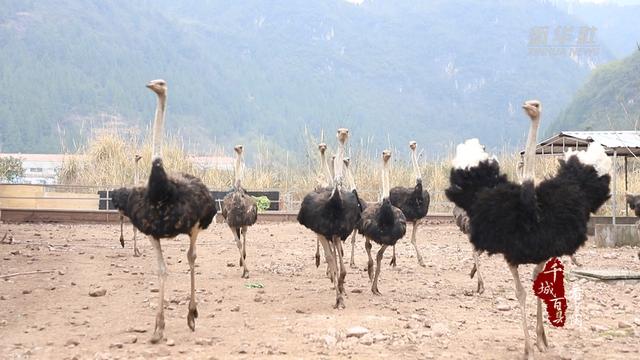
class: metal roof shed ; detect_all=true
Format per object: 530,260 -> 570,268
521,130 -> 640,222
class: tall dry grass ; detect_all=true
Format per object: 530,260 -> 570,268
58,131 -> 640,215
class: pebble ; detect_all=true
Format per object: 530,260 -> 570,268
150,288 -> 159,293
346,326 -> 369,338
591,325 -> 608,332
22,289 -> 32,295
109,342 -> 123,349
634,318 -> 640,327
432,323 -> 449,337
618,321 -> 632,329
195,338 -> 213,346
359,334 -> 373,345
323,335 -> 337,348
89,288 -> 107,297
496,303 -> 511,311
166,339 -> 175,346
128,327 -> 147,333
230,305 -> 240,312
124,335 -> 138,344
65,339 -> 79,347
350,289 -> 363,294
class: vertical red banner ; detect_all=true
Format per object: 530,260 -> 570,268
532,257 -> 566,327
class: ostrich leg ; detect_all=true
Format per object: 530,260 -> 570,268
187,229 -> 199,331
509,264 -> 533,360
349,230 -> 358,269
149,237 -> 168,344
334,236 -> 347,300
318,234 -> 334,282
472,249 -> 485,294
315,238 -> 321,267
365,237 -> 374,281
133,228 -> 141,257
231,227 -> 244,267
327,236 -> 344,309
389,245 -> 397,267
410,221 -> 426,267
119,215 -> 125,248
371,245 -> 388,295
532,262 -> 548,352
241,226 -> 249,278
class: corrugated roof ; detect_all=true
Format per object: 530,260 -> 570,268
523,131 -> 640,157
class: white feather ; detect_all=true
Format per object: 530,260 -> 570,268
563,142 -> 611,176
452,138 -> 490,169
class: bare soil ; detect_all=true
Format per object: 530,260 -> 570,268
1,221 -> 639,359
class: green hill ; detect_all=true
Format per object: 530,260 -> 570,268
0,0 -> 611,156
546,51 -> 640,135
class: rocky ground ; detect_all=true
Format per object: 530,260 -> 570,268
0,221 -> 639,359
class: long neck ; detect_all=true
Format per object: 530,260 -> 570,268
411,148 -> 422,181
134,162 -> 139,184
234,154 -> 243,188
320,152 -> 332,186
334,143 -> 345,186
522,116 -> 540,182
151,94 -> 167,160
382,161 -> 390,199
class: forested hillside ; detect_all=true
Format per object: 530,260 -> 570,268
0,0 -> 608,156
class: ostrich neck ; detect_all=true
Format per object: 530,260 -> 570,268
522,117 -> 540,182
151,94 -> 167,160
234,154 -> 244,188
134,163 -> 139,185
320,152 -> 332,186
334,142 -> 345,186
382,161 -> 390,199
411,149 -> 422,181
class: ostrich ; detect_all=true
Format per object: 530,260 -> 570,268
446,137 -> 611,358
388,141 -> 430,267
314,142 -> 333,269
360,150 -> 407,294
297,128 -> 361,309
118,154 -> 143,256
453,206 -> 485,294
110,79 -> 217,343
222,145 -> 258,279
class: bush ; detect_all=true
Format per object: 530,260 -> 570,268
0,156 -> 24,182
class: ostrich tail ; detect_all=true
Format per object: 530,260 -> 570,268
564,143 -> 611,176
451,138 -> 491,170
446,159 -> 506,213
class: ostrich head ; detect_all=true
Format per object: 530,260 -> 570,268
146,79 -> 167,96
337,128 -> 349,144
382,149 -> 391,163
522,100 -> 541,119
409,141 -> 417,151
343,157 -> 350,168
134,154 -> 142,163
318,143 -> 327,155
234,145 -> 244,155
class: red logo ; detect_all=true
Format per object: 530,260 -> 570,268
533,257 -> 566,327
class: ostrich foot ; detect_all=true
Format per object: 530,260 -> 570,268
389,256 -> 396,267
149,316 -> 165,344
334,296 -> 345,310
119,235 -> 125,248
469,263 -> 477,278
187,301 -> 198,331
417,257 -> 426,267
315,252 -> 320,268
371,285 -> 382,296
133,247 -> 142,257
241,269 -> 250,279
536,328 -> 548,352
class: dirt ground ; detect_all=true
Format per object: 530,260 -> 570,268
1,221 -> 639,360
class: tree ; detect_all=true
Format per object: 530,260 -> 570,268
0,156 -> 25,182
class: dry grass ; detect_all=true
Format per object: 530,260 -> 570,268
58,132 -> 639,215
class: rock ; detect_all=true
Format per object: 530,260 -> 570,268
618,321 -> 632,329
89,288 -> 107,297
124,335 -> 138,344
166,339 -> 175,346
591,325 -> 608,332
128,326 -> 147,333
322,335 -> 337,348
150,288 -> 159,293
359,334 -> 373,345
350,289 -> 363,294
226,262 -> 236,267
634,318 -> 640,326
0,320 -> 7,326
432,323 -> 449,337
373,333 -> 388,343
65,339 -> 79,347
346,326 -> 369,338
254,295 -> 264,303
109,342 -> 123,349
22,289 -> 32,295
230,305 -> 240,312
57,270 -> 66,276
195,337 -> 213,346
496,303 -> 511,311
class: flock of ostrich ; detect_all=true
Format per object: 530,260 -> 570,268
109,79 -> 618,359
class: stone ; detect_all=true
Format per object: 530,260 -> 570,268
230,305 -> 240,312
323,335 -> 337,348
618,321 -> 632,329
432,323 -> 449,337
89,288 -> 107,297
65,339 -> 79,347
359,334 -> 373,345
346,326 -> 369,338
166,339 -> 175,346
109,342 -> 123,349
590,324 -> 608,332
496,303 -> 511,311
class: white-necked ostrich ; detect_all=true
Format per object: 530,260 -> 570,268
314,142 -> 333,269
297,128 -> 362,309
119,154 -> 143,257
446,133 -> 611,358
360,150 -> 407,294
222,145 -> 258,279
388,141 -> 430,267
111,80 -> 217,343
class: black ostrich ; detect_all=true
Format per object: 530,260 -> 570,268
388,141 -> 430,267
313,142 -> 333,271
446,138 -> 611,359
222,145 -> 258,279
452,205 -> 485,294
118,154 -> 143,256
111,80 -> 217,343
625,193 -> 640,260
297,128 -> 362,309
360,150 -> 407,295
